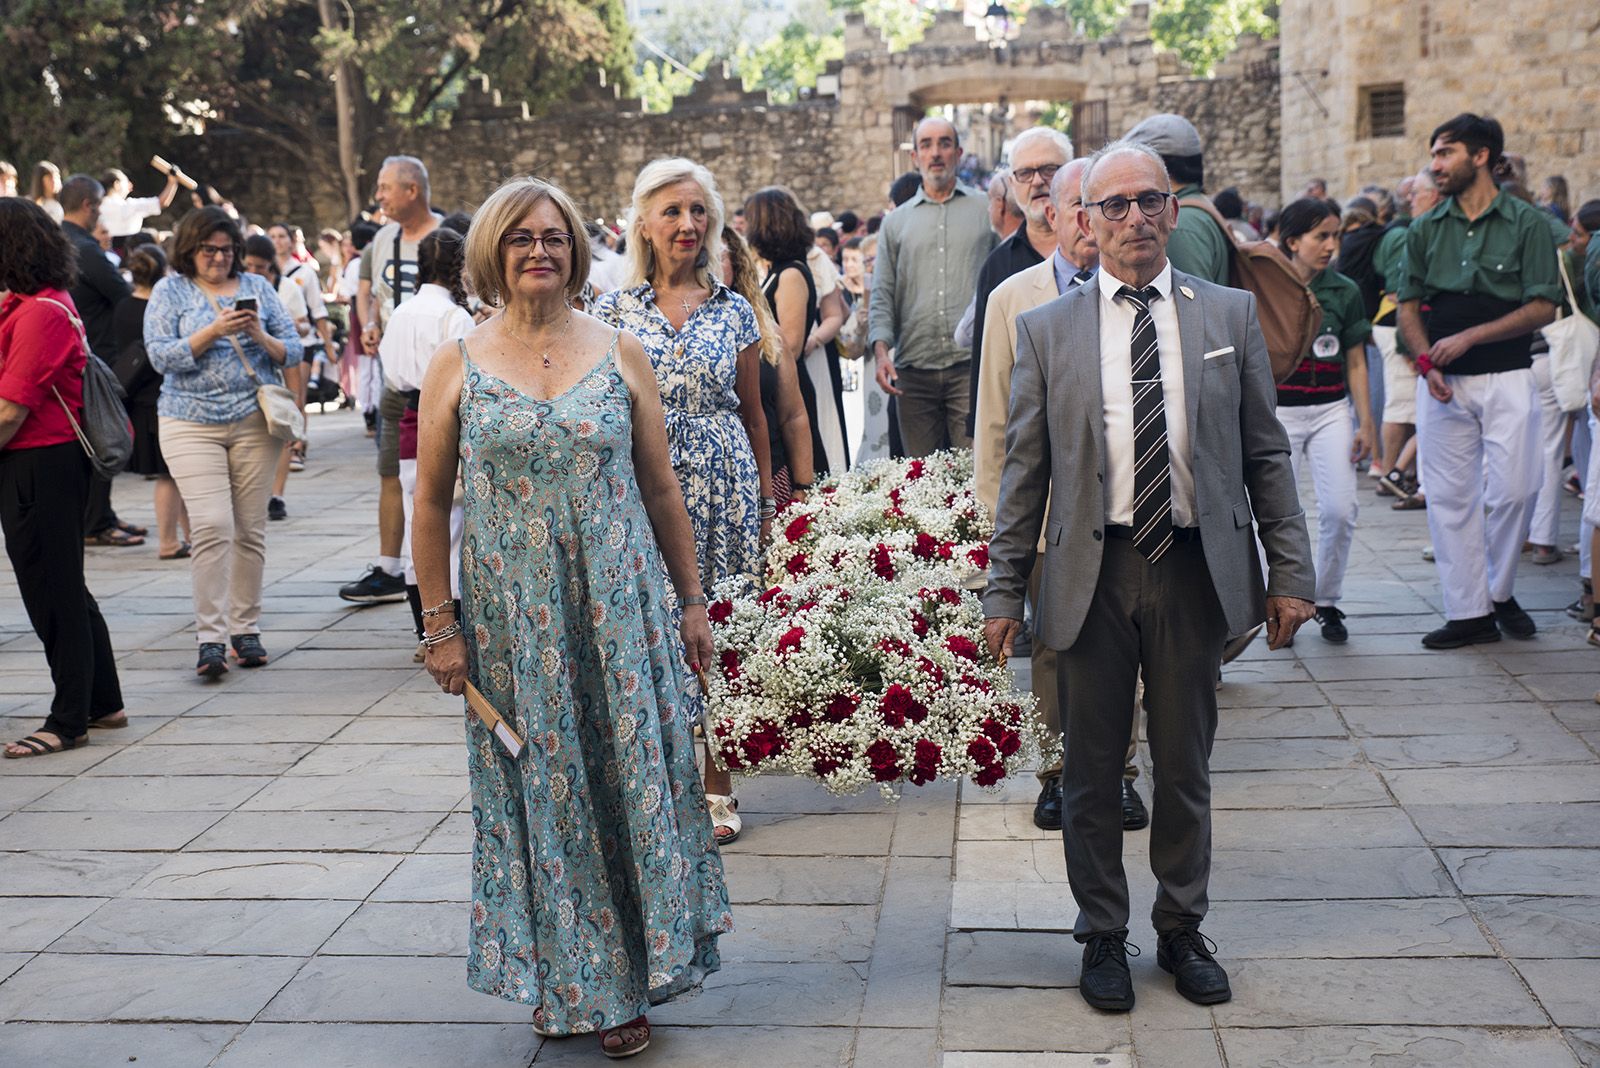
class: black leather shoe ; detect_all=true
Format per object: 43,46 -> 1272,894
1315,605 -> 1348,643
1078,931 -> 1137,1012
1421,615 -> 1500,649
1032,773 -> 1063,831
1157,926 -> 1231,1005
1493,598 -> 1537,640
1121,780 -> 1149,830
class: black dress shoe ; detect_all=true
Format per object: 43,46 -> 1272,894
1315,605 -> 1348,643
1079,931 -> 1137,1012
1121,780 -> 1149,830
1493,597 -> 1537,640
1157,926 -> 1231,1005
1033,773 -> 1063,831
1421,615 -> 1501,649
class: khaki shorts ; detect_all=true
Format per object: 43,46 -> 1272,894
1374,326 -> 1416,425
377,386 -> 405,478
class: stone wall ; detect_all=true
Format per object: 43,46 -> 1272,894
177,7 -> 1286,231
1278,0 -> 1600,203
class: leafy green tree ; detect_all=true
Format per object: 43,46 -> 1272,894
738,21 -> 845,103
1149,0 -> 1277,74
637,50 -> 716,114
1028,0 -> 1129,38
831,0 -> 936,51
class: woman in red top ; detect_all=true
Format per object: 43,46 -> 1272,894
0,197 -> 127,757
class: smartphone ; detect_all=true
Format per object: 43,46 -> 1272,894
235,297 -> 258,314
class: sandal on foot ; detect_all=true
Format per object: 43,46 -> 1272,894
707,793 -> 741,845
159,542 -> 192,560
4,732 -> 83,758
114,519 -> 149,537
89,711 -> 128,729
600,1016 -> 650,1059
86,527 -> 144,547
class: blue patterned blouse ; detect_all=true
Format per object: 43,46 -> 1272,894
144,272 -> 303,424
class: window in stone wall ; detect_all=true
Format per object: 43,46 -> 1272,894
1359,84 -> 1406,139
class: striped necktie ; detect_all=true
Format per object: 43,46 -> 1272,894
1118,284 -> 1173,564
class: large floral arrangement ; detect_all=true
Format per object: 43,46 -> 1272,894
703,571 -> 1043,795
702,451 -> 1050,795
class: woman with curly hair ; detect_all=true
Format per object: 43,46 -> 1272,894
0,197 -> 127,757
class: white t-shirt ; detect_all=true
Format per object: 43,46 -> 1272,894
100,195 -> 162,238
339,258 -> 361,301
362,217 -> 442,330
807,246 -> 841,299
378,283 -> 474,392
276,275 -> 312,339
283,259 -> 328,321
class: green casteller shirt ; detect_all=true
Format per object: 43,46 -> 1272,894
1374,222 -> 1409,294
1397,190 -> 1562,307
1278,268 -> 1371,406
1585,240 -> 1600,316
1170,185 -> 1231,286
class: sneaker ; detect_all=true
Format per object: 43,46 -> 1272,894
1157,927 -> 1231,1005
196,642 -> 228,678
414,641 -> 427,664
1530,545 -> 1563,566
1422,615 -> 1500,649
268,496 -> 287,521
1492,597 -> 1537,640
1079,931 -> 1137,1012
1421,545 -> 1435,562
1376,469 -> 1409,499
288,454 -> 305,473
1316,605 -> 1349,643
230,633 -> 269,667
339,565 -> 407,604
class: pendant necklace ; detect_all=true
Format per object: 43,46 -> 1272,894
525,312 -> 573,369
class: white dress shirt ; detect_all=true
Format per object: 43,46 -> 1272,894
100,195 -> 161,238
1095,261 -> 1195,528
379,283 -> 474,391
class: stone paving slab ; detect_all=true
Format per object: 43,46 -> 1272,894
0,1022 -> 242,1068
1215,1025 -> 1581,1067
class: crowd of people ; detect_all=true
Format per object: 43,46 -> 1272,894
2,102 -> 1597,1050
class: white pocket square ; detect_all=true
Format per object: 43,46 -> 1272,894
1203,346 -> 1235,360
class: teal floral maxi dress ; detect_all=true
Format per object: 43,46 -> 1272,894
455,335 -> 733,1033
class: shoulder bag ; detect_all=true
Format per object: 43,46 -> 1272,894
1544,253 -> 1600,413
30,296 -> 133,480
201,286 -> 305,442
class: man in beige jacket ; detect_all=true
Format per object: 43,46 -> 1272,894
975,158 -> 1130,832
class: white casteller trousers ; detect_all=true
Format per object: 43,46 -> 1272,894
1277,399 -> 1358,607
1528,355 -> 1567,548
1417,369 -> 1541,620
1580,407 -> 1600,581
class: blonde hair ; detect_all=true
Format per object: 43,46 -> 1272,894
623,157 -> 725,291
465,176 -> 591,307
723,227 -> 783,366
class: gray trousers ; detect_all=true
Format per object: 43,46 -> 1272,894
1057,537 -> 1227,940
896,363 -> 972,456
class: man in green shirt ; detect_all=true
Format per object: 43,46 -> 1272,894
1122,113 -> 1230,285
1398,113 -> 1561,650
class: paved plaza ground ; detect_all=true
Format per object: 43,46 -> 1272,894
2,408 -> 1599,1067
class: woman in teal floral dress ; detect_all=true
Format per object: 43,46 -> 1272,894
593,157 -> 773,845
412,176 -> 731,1060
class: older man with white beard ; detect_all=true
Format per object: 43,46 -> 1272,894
966,126 -> 1074,436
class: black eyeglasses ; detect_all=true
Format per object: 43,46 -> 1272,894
197,243 -> 235,258
501,230 -> 573,254
1010,164 -> 1061,185
1084,191 -> 1175,221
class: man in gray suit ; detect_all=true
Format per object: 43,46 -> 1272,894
982,141 -> 1316,1013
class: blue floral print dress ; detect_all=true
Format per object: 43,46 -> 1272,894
456,333 -> 732,1033
592,282 -> 763,596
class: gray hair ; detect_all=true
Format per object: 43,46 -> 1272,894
623,157 -> 726,291
1080,140 -> 1170,204
381,155 -> 430,203
1413,169 -> 1438,191
1009,126 -> 1073,165
1049,158 -> 1092,212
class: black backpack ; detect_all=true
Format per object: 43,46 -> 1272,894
33,296 -> 134,480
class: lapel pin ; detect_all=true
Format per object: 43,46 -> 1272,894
1179,285 -> 1195,300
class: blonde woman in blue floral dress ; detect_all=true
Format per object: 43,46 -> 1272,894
413,176 -> 732,1060
593,158 -> 773,845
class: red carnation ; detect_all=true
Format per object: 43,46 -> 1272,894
720,744 -> 746,771
909,738 -> 942,785
866,738 -> 902,782
973,764 -> 1007,786
938,587 -> 962,605
912,532 -> 939,560
757,586 -> 784,605
959,673 -> 993,694
811,746 -> 844,777
967,737 -> 998,765
879,684 -> 916,728
719,648 -> 742,680
906,460 -> 925,480
870,543 -> 896,579
776,626 -> 805,654
830,550 -> 848,568
786,707 -> 814,729
915,657 -> 944,689
785,552 -> 811,577
876,637 -> 912,657
997,729 -> 1022,757
708,600 -> 734,624
784,514 -> 813,544
966,545 -> 990,570
911,612 -> 930,638
945,634 -> 981,662
824,693 -> 860,723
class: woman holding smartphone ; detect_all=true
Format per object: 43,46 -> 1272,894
145,207 -> 303,678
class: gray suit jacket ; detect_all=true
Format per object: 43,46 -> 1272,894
981,268 -> 1315,649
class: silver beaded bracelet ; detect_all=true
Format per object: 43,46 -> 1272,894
421,619 -> 464,647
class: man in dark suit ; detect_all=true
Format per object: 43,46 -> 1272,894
60,174 -> 136,546
983,140 -> 1316,1013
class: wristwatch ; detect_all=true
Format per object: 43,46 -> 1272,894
680,594 -> 709,608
